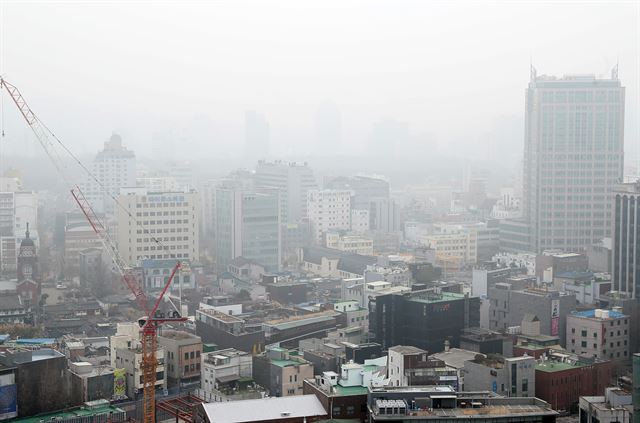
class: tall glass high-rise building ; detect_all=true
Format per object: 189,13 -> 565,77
523,67 -> 625,252
215,187 -> 281,272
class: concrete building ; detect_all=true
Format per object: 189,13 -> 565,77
371,290 -> 480,353
116,188 -> 199,265
193,395 -> 327,423
324,175 -> 389,209
387,346 -> 457,388
579,387 -> 633,423
140,258 -> 195,291
64,222 -> 102,277
536,251 -> 588,283
350,208 -> 370,233
522,70 -> 625,252
0,348 -> 71,417
254,161 -> 317,224
488,285 -> 575,345
110,323 -> 167,399
199,348 -> 261,402
215,187 -> 281,272
300,246 -> 377,278
157,330 -> 202,388
195,307 -> 265,354
307,189 -> 352,244
68,361 -> 116,403
553,271 -> 611,305
83,133 -> 136,215
303,357 -> 388,421
462,354 -> 535,397
252,347 -> 314,397
421,229 -> 477,270
324,232 -> 373,255
612,182 -> 640,298
566,309 -> 629,361
369,197 -> 400,233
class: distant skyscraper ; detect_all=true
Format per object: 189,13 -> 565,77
612,182 -> 640,298
244,111 -> 270,163
215,187 -> 280,272
254,161 -> 317,224
315,102 -> 342,154
84,133 -> 136,215
522,68 -> 624,252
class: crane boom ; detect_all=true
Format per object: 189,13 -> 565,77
0,77 -> 186,423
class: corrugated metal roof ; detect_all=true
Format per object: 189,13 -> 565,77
200,394 -> 326,423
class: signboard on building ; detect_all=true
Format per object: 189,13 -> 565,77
113,368 -> 126,399
0,384 -> 17,420
551,299 -> 560,336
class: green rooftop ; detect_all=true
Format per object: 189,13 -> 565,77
334,385 -> 369,396
11,405 -> 124,423
536,361 -> 585,373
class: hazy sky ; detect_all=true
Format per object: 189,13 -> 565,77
0,1 -> 638,166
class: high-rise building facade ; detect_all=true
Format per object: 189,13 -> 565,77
523,69 -> 624,252
84,134 -> 136,215
612,182 -> 640,297
307,189 -> 351,244
116,188 -> 199,265
215,188 -> 280,272
254,161 -> 317,224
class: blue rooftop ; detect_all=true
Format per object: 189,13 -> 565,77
573,309 -> 625,319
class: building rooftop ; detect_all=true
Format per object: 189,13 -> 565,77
406,291 -> 467,304
388,345 -> 427,355
199,394 -> 326,423
571,309 -> 626,320
535,360 -> 585,373
431,348 -> 479,370
11,404 -> 125,423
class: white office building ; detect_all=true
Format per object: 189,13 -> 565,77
307,189 -> 351,244
116,188 -> 199,266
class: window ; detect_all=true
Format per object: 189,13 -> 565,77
581,341 -> 587,348
190,351 -> 195,359
184,365 -> 189,373
581,330 -> 587,337
184,352 -> 189,360
522,378 -> 528,392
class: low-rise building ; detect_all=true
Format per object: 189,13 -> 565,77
110,323 -> 167,399
462,354 -> 535,397
566,308 -> 629,362
68,362 -> 116,403
366,386 -> 558,422
0,294 -> 27,324
535,350 -> 613,413
0,348 -> 72,417
157,330 -> 202,388
387,346 -> 457,388
252,347 -> 314,397
199,348 -> 263,402
195,307 -> 265,353
579,387 -> 632,423
325,232 -> 374,256
303,357 -> 388,421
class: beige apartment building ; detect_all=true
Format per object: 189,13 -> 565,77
116,188 -> 199,265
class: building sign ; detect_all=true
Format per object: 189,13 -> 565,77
0,384 -> 17,420
113,368 -> 127,399
551,299 -> 560,336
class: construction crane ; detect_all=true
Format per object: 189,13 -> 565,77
0,77 -> 186,423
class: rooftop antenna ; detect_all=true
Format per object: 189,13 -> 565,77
611,60 -> 619,80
